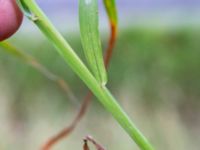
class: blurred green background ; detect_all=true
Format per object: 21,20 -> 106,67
1,27 -> 200,150
1,1 -> 200,150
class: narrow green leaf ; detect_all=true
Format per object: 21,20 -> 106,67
79,0 -> 107,85
103,0 -> 118,25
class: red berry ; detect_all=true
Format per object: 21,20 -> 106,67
0,0 -> 23,41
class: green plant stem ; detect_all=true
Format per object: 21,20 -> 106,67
18,1 -> 155,149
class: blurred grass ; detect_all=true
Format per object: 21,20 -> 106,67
0,28 -> 200,150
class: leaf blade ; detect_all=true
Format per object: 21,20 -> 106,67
79,0 -> 107,85
103,0 -> 118,25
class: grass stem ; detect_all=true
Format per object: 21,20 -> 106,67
17,1 -> 155,149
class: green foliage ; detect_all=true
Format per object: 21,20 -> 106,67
13,1 -> 155,150
79,0 -> 107,85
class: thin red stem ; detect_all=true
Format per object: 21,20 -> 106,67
41,92 -> 92,150
41,20 -> 117,150
104,22 -> 117,69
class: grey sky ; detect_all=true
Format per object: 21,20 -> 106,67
22,0 -> 200,32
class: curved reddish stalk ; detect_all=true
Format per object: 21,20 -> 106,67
41,92 -> 92,150
41,13 -> 117,150
104,22 -> 117,69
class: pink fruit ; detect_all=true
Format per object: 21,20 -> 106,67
0,0 -> 23,41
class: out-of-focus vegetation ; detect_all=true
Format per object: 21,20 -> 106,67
0,28 -> 200,150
